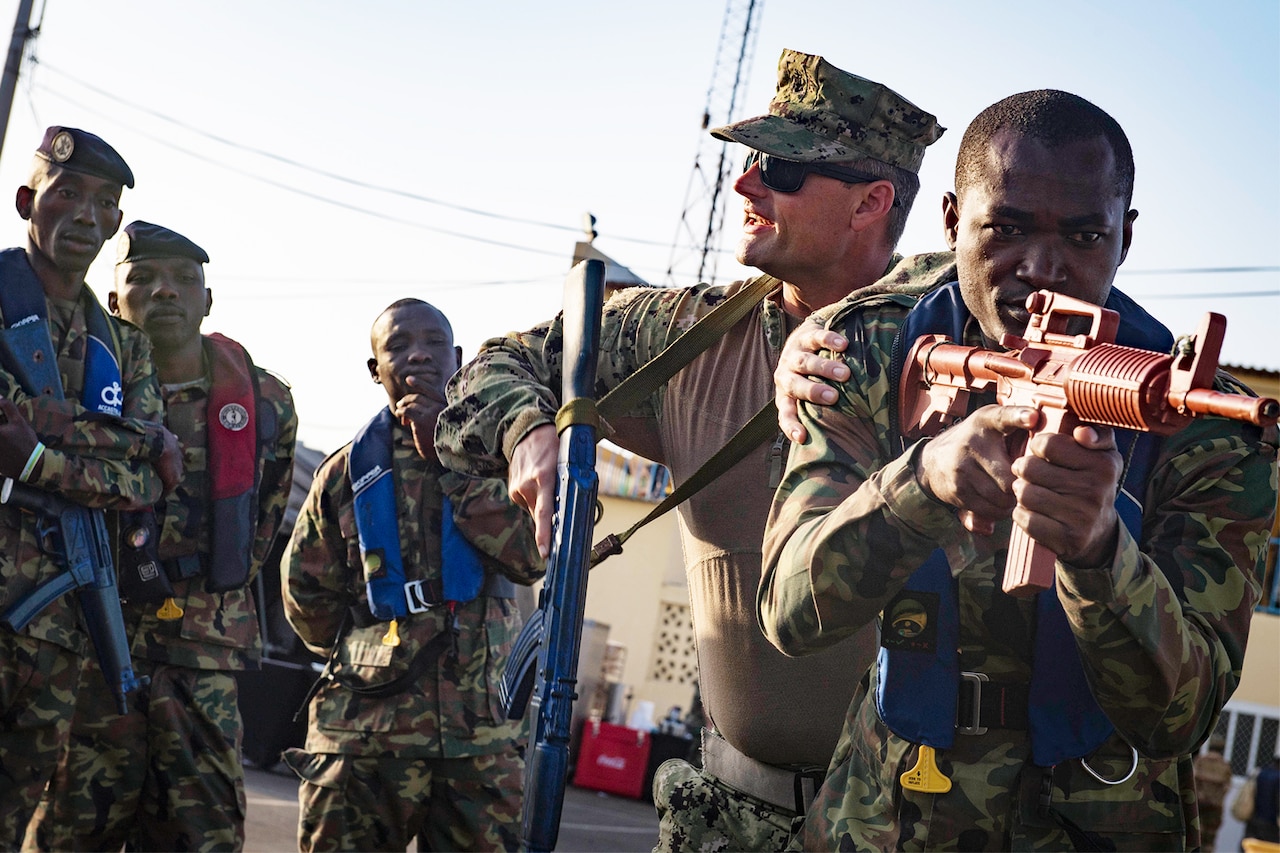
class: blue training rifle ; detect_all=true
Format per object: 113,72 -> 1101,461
501,258 -> 605,851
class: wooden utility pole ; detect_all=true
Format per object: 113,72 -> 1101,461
0,0 -> 36,163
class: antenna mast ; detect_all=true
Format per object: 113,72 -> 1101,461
663,0 -> 763,286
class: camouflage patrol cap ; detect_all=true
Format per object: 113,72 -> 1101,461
116,221 -> 209,265
711,49 -> 944,172
34,126 -> 135,188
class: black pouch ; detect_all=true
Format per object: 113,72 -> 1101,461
115,508 -> 173,603
205,492 -> 252,593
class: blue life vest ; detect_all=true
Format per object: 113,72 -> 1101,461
0,248 -> 123,415
876,281 -> 1175,767
349,407 -> 485,620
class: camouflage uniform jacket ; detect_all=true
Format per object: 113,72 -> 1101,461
125,346 -> 297,671
0,284 -> 167,654
759,252 -> 1279,850
437,256 -> 941,770
283,419 -> 542,759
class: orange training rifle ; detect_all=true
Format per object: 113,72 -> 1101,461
898,289 -> 1279,597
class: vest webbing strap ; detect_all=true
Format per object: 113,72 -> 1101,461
594,275 -> 781,422
590,400 -> 778,566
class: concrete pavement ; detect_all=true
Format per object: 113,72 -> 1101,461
244,763 -> 661,852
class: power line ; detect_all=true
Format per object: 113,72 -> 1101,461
1118,265 -> 1280,276
1124,290 -> 1278,300
32,83 -> 574,259
37,60 -> 582,235
31,60 -> 680,253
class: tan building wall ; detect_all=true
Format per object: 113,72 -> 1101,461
580,493 -> 695,725
1236,611 -> 1280,708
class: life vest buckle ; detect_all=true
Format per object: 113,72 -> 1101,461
404,580 -> 437,614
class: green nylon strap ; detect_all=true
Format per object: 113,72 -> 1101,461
572,275 -> 784,567
590,399 -> 779,567
555,397 -> 600,435
595,275 -> 781,422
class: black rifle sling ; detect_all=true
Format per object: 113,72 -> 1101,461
590,275 -> 782,565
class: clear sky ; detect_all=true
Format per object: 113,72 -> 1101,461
0,0 -> 1275,452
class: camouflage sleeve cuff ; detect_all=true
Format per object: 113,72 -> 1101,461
878,439 -> 958,540
1055,521 -> 1134,608
502,407 -> 555,464
26,446 -> 66,492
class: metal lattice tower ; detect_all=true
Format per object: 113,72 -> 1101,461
663,0 -> 764,286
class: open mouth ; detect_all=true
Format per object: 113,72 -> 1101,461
743,205 -> 774,229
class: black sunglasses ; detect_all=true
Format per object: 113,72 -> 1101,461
743,149 -> 883,194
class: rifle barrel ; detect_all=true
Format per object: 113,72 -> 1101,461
1179,388 -> 1280,427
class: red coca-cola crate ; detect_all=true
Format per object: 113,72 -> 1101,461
573,720 -> 651,799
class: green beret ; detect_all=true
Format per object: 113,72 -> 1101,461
35,126 -> 135,188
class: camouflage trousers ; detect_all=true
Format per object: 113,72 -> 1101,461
0,633 -> 80,850
283,748 -> 524,852
24,658 -> 246,852
652,758 -> 796,852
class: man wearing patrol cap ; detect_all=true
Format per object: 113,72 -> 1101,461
0,128 -> 181,847
25,221 -> 297,851
437,49 -> 944,849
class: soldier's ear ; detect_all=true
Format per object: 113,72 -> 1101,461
454,346 -> 462,371
1118,208 -> 1138,266
942,192 -> 960,250
107,291 -> 120,315
15,186 -> 33,220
